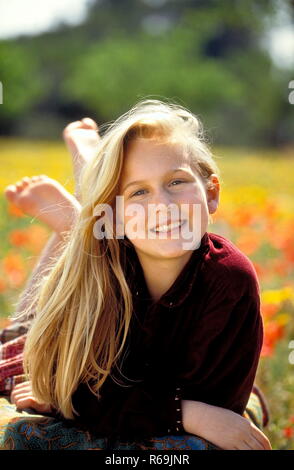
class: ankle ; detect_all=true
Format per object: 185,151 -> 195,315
54,200 -> 81,238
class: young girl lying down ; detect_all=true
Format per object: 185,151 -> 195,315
3,99 -> 271,450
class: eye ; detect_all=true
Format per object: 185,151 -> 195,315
170,179 -> 186,186
130,180 -> 186,197
130,189 -> 146,197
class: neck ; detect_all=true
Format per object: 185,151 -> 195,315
136,250 -> 193,303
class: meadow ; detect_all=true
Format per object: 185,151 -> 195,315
0,138 -> 293,449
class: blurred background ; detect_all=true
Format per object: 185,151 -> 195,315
0,0 -> 293,449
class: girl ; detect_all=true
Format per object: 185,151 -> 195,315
1,99 -> 271,450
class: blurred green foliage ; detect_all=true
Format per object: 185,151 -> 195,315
0,0 -> 293,146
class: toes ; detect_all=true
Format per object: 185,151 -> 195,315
35,175 -> 49,181
15,181 -> 24,191
4,184 -> 17,199
63,118 -> 98,138
81,117 -> 99,130
63,121 -> 83,136
21,177 -> 31,186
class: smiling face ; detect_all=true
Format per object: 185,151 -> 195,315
118,137 -> 219,260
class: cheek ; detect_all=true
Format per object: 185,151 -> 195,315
177,189 -> 206,212
176,191 -> 209,230
123,201 -> 148,236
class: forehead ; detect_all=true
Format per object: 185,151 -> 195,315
122,138 -> 190,177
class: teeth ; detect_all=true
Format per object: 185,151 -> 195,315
152,221 -> 183,233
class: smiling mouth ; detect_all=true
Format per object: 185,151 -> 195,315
150,220 -> 186,234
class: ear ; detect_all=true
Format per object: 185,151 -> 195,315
206,174 -> 220,215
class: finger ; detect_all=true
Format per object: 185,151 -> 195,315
12,380 -> 31,390
252,427 -> 272,450
16,397 -> 52,413
14,396 -> 38,410
11,383 -> 32,394
13,387 -> 33,399
11,384 -> 32,402
244,436 -> 265,450
238,442 -> 252,450
11,391 -> 32,405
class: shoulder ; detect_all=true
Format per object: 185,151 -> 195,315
201,232 -> 260,299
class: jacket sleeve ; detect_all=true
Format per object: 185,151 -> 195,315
176,276 -> 264,421
71,376 -> 184,440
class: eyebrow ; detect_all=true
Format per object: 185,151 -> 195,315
122,168 -> 191,194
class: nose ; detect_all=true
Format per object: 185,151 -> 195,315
151,187 -> 172,207
148,189 -> 176,225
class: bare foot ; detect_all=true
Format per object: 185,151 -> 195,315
63,117 -> 101,201
4,175 -> 81,237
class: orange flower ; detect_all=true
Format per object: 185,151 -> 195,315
235,231 -> 262,255
261,321 -> 285,357
271,258 -> 291,277
260,343 -> 273,358
24,225 -> 49,254
283,427 -> 293,439
263,201 -> 279,221
231,207 -> 257,227
268,224 -> 294,263
283,241 -> 294,264
7,202 -> 25,218
261,303 -> 280,320
252,262 -> 267,281
265,321 -> 284,343
8,225 -> 49,254
2,253 -> 26,288
9,229 -> 30,247
0,277 -> 7,293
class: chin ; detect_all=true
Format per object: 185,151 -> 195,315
141,239 -> 194,259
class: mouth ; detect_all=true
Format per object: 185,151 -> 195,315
149,220 -> 186,234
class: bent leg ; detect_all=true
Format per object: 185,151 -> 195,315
243,385 -> 270,430
0,399 -> 109,450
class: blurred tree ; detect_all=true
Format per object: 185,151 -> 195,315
0,0 -> 292,145
0,42 -> 44,134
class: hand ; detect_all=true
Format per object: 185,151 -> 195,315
182,399 -> 272,450
10,380 -> 53,414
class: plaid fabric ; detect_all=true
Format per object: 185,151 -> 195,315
0,323 -> 29,345
0,335 -> 28,394
0,334 -> 26,360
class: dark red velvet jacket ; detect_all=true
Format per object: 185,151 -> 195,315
70,231 -> 264,440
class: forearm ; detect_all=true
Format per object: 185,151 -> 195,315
181,399 -> 209,435
181,398 -> 272,450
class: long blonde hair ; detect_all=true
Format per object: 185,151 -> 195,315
13,99 -> 221,419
